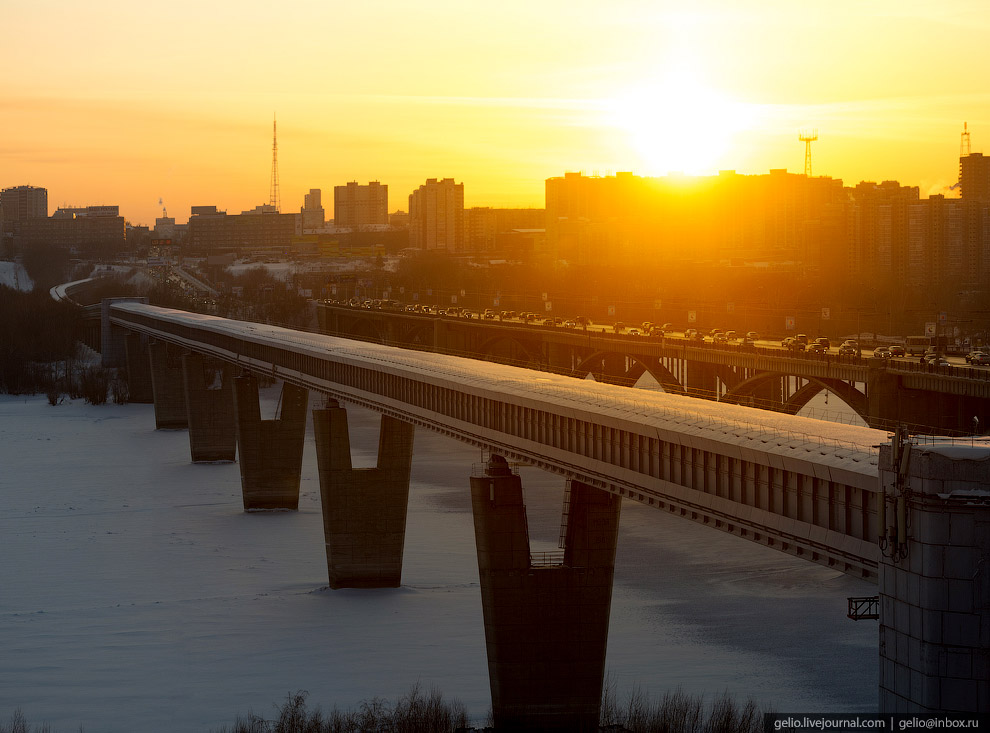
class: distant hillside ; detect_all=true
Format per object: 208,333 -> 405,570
0,261 -> 33,292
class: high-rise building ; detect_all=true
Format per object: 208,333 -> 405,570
1,185 -> 48,222
408,178 -> 464,252
841,180 -> 920,284
465,207 -> 545,253
334,181 -> 388,230
301,189 -> 325,230
959,152 -> 990,204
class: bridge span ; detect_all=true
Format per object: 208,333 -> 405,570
105,301 -> 989,724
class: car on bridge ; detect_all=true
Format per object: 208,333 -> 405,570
965,350 -> 988,364
807,342 -> 828,355
972,353 -> 990,366
659,322 -> 675,334
745,331 -> 760,340
888,345 -> 906,357
873,346 -> 892,358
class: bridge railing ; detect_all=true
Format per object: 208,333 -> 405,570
889,357 -> 990,381
529,550 -> 566,567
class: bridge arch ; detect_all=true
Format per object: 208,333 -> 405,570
722,372 -> 868,421
574,351 -> 686,394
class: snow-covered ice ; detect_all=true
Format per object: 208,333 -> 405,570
0,392 -> 877,731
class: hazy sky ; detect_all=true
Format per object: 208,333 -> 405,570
3,0 -> 990,225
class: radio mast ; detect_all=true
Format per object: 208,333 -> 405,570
269,114 -> 281,212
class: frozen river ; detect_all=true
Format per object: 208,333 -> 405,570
0,390 -> 877,731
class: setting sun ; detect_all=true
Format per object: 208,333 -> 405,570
606,70 -> 758,175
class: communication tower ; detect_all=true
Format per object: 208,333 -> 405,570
799,129 -> 818,177
269,114 -> 281,212
961,121 -> 971,158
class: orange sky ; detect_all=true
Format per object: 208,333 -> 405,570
3,0 -> 990,225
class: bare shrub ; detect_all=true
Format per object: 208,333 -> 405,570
0,708 -> 52,733
601,684 -> 768,733
212,686 -> 470,733
110,374 -> 128,404
77,366 -> 109,405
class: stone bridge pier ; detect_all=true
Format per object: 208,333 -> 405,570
470,457 -> 621,732
123,333 -> 153,403
148,341 -> 189,429
232,374 -> 308,511
312,401 -> 415,588
181,353 -> 236,463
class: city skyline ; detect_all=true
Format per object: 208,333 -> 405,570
3,1 -> 990,225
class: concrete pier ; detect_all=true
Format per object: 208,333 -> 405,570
313,402 -> 415,588
470,458 -> 621,732
686,361 -> 716,398
148,341 -> 188,429
752,373 -> 784,410
878,435 -> 990,712
181,354 -> 236,463
232,375 -> 308,511
123,333 -> 153,403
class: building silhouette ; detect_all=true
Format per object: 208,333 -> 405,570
545,170 -> 844,267
334,181 -> 388,230
464,207 -> 545,254
186,204 -> 298,256
301,189 -> 326,231
408,178 -> 464,252
20,205 -> 126,256
959,152 -> 990,204
1,185 -> 48,222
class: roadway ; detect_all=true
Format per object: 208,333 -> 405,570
328,300 -> 985,370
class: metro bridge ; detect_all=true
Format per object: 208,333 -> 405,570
102,300 -> 989,726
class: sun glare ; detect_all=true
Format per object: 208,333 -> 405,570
606,70 -> 757,176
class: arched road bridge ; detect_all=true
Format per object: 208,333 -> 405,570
316,302 -> 990,437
